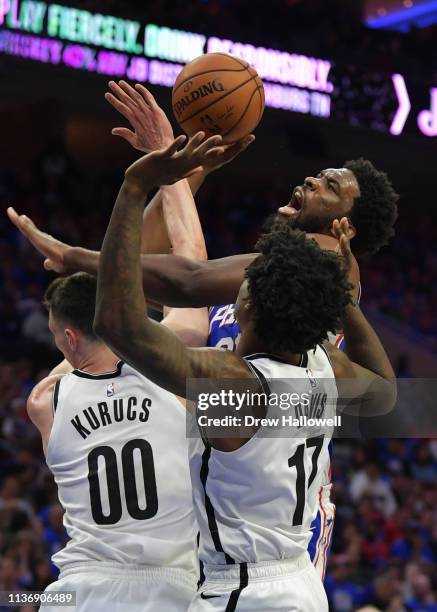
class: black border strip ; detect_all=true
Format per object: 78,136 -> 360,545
72,361 -> 124,380
200,447 -> 235,565
225,563 -> 249,612
53,379 -> 61,414
244,360 -> 272,397
319,344 -> 333,367
245,352 -> 308,368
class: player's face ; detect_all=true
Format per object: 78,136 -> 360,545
278,168 -> 360,232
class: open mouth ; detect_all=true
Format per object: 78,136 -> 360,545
278,186 -> 304,217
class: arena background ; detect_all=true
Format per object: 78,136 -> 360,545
1,1 -> 437,610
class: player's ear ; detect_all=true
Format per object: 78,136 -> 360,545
64,328 -> 78,351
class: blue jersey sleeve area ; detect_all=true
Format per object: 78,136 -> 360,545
207,304 -> 241,351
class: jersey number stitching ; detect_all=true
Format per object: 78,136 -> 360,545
288,435 -> 324,526
87,439 -> 158,525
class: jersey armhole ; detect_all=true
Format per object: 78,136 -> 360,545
52,378 -> 61,416
244,360 -> 272,396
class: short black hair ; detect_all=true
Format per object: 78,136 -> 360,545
246,226 -> 352,353
43,273 -> 97,340
344,158 -> 398,257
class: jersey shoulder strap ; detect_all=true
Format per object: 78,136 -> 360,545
52,378 -> 62,415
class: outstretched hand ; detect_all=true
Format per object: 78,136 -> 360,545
201,134 -> 255,173
105,80 -> 174,152
6,207 -> 70,273
124,132 -> 225,190
105,79 -> 255,172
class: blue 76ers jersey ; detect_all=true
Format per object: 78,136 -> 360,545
207,304 -> 241,350
207,283 -> 361,351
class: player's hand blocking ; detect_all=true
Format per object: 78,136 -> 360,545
6,207 -> 70,273
106,80 -> 255,175
105,80 -> 175,151
124,132 -> 225,190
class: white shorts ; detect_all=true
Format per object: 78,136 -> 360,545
40,562 -> 197,612
190,553 -> 328,612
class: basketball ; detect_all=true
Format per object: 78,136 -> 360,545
172,53 -> 265,144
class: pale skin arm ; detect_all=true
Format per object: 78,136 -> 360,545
159,180 -> 209,347
107,82 -> 210,344
27,374 -> 61,455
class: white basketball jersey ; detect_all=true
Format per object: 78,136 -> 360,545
46,361 -> 197,577
188,346 -> 337,565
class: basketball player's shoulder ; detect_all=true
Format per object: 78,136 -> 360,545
27,373 -> 64,434
322,342 -> 355,379
194,345 -> 252,379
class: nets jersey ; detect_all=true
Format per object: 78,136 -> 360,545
46,361 -> 198,578
206,296 -> 360,577
188,347 -> 337,565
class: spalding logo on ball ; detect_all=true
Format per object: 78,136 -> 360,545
172,52 -> 265,144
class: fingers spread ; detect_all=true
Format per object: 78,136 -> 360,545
340,217 -> 349,233
105,92 -> 134,121
111,127 -> 137,146
107,81 -> 142,119
205,147 -> 226,161
193,134 -> 223,156
243,134 -> 256,146
164,135 -> 187,156
6,206 -> 19,225
182,131 -> 206,154
118,80 -> 145,107
134,83 -> 157,108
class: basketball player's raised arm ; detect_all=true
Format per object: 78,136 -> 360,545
105,80 -> 255,258
94,135 -> 252,396
158,179 -> 209,346
325,219 -> 396,415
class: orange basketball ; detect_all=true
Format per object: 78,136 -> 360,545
172,53 -> 265,144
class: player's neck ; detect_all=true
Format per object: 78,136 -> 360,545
73,343 -> 120,375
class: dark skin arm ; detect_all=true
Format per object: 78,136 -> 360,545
324,218 -> 396,415
6,207 -> 254,308
91,249 -> 252,311
94,134 -> 254,398
7,210 -> 359,308
71,247 -> 254,307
